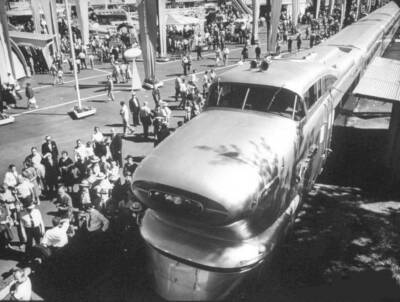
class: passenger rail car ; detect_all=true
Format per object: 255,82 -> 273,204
132,2 -> 400,300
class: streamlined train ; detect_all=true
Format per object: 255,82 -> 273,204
132,2 -> 400,300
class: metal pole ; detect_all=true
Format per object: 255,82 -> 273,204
356,0 -> 361,20
132,61 -> 135,91
65,0 -> 82,109
315,0 -> 321,19
252,0 -> 260,43
340,0 -> 346,29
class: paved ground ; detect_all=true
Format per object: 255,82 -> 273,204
1,30 -> 400,301
0,41 -> 260,178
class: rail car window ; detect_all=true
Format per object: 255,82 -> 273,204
303,83 -> 318,108
304,76 -> 337,110
207,83 -> 305,121
317,79 -> 322,97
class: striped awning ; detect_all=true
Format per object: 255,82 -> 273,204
353,57 -> 400,102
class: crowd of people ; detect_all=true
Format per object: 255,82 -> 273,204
271,1 -> 378,54
115,72 -> 206,144
0,127 -> 147,299
0,72 -> 39,113
167,3 -> 251,58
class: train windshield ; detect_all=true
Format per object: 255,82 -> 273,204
207,83 -> 305,121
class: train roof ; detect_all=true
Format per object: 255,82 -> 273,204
218,59 -> 330,96
321,1 -> 400,51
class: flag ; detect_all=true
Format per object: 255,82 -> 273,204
159,0 -> 167,57
315,0 -> 321,18
292,0 -> 299,26
340,0 -> 346,29
138,0 -> 157,81
252,0 -> 260,42
268,0 -> 282,53
31,0 -> 42,33
75,0 -> 89,46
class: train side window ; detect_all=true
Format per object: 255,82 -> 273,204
320,78 -> 326,95
303,83 -> 318,109
317,79 -> 322,98
295,99 -> 306,121
292,96 -> 305,121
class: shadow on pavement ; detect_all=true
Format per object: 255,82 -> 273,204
30,229 -> 135,302
230,124 -> 400,301
88,100 -> 107,103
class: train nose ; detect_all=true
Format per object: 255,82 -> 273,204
146,244 -> 251,301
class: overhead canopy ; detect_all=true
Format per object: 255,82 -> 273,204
166,14 -> 201,25
353,57 -> 400,102
6,9 -> 39,17
9,31 -> 54,48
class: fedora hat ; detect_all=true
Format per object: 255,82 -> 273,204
99,188 -> 108,194
80,179 -> 90,187
131,201 -> 143,211
90,156 -> 100,163
96,173 -> 106,180
27,203 -> 35,210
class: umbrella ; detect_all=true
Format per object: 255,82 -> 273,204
117,22 -> 133,31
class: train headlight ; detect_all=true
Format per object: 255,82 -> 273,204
165,194 -> 183,205
150,190 -> 204,214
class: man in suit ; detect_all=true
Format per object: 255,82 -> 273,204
110,128 -> 123,167
106,75 -> 115,102
152,86 -> 161,108
128,91 -> 141,127
41,136 -> 59,163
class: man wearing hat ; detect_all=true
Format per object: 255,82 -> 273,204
152,86 -> 161,108
55,186 -> 73,219
123,156 -> 138,176
79,180 -> 91,208
20,204 -> 45,256
15,175 -> 34,208
82,203 -> 109,234
128,91 -> 141,127
105,75 -> 115,102
110,128 -> 123,167
139,101 -> 153,139
41,135 -> 59,164
120,101 -> 135,136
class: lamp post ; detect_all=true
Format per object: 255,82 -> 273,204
65,0 -> 95,119
65,0 -> 81,109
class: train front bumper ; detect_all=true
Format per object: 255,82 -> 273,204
145,243 -> 253,301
